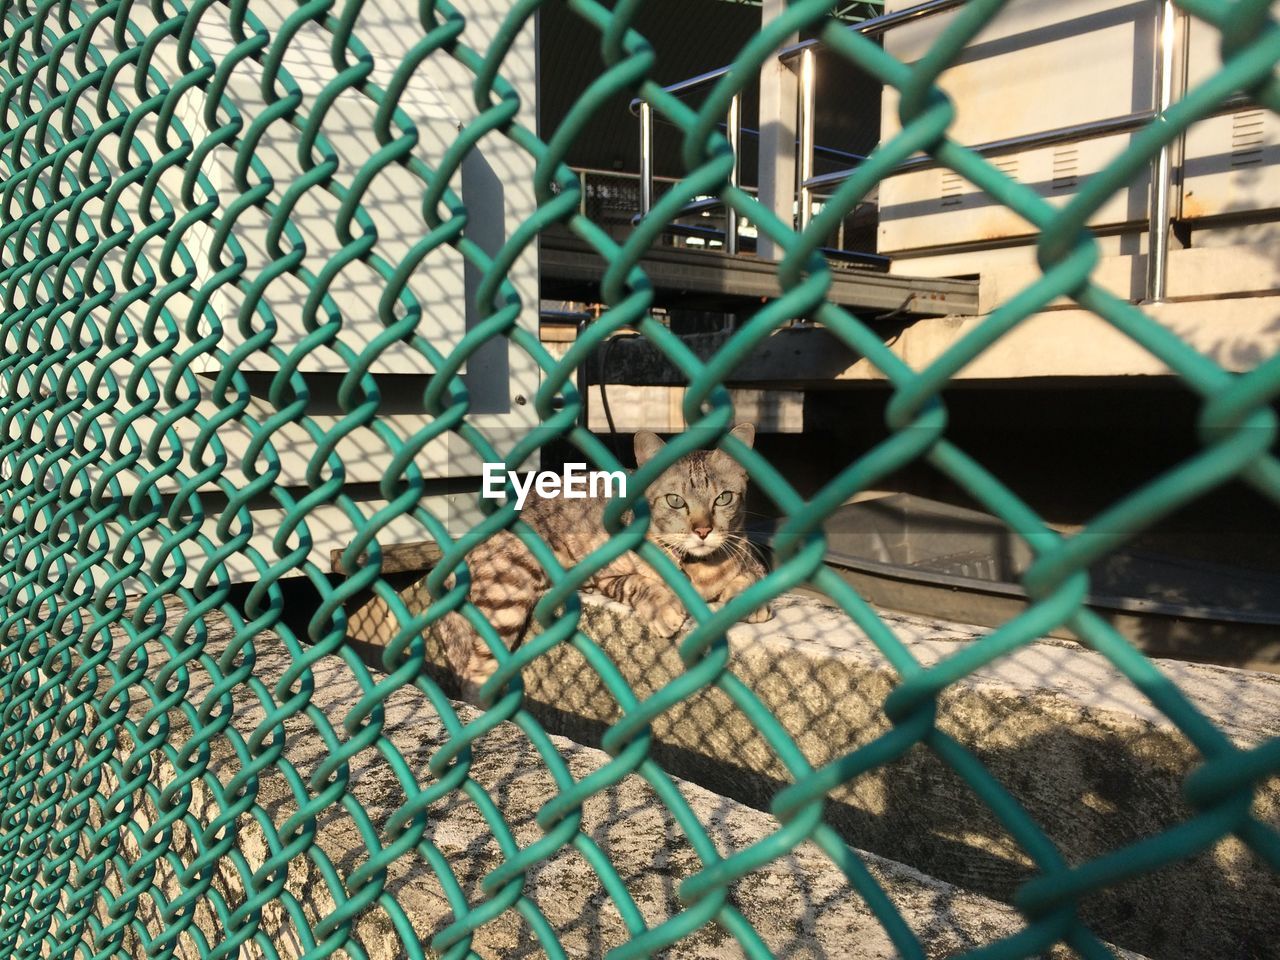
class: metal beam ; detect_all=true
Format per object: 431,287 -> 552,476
539,228 -> 979,317
756,0 -> 797,260
1145,0 -> 1180,303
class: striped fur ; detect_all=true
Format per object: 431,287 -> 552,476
434,423 -> 771,701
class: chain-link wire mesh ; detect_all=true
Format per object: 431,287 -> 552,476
0,0 -> 1278,957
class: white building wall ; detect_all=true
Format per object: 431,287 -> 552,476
63,0 -> 539,587
871,0 -> 1279,313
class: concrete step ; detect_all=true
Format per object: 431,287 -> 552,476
92,599 -> 1148,959
502,594 -> 1280,960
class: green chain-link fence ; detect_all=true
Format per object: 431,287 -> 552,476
1,0 -> 1278,957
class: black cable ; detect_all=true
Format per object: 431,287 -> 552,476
598,333 -> 622,460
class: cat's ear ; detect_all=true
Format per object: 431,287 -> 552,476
634,431 -> 665,467
728,422 -> 755,449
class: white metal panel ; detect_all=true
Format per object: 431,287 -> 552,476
117,0 -> 538,395
83,399 -> 476,498
179,6 -> 478,377
1180,16 -> 1280,224
72,493 -> 486,590
878,0 -> 1155,254
71,0 -> 540,585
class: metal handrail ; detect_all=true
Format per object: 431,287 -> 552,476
638,110 -> 870,165
1147,0 -> 1178,301
631,0 -> 965,258
625,0 -> 965,113
572,167 -> 761,235
634,0 -> 1210,302
777,0 -> 969,62
572,166 -> 685,183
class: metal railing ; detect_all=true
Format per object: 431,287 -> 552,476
639,96 -> 746,252
635,0 -> 1243,302
633,0 -> 965,258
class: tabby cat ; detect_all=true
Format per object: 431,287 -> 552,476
435,423 -> 772,701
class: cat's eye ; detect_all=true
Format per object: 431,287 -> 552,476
714,491 -> 734,506
664,494 -> 686,509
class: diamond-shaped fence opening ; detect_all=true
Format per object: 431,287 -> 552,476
0,0 -> 1277,958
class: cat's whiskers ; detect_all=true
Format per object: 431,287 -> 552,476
699,534 -> 747,566
650,532 -> 690,559
719,532 -> 766,567
727,535 -> 762,563
727,541 -> 757,569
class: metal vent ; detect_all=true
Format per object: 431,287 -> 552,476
1231,109 -> 1266,167
993,156 -> 1019,182
1052,146 -> 1080,190
940,169 -> 964,207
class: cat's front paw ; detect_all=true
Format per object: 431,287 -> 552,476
651,603 -> 688,637
745,603 -> 774,624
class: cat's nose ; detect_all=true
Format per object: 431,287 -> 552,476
693,526 -> 713,540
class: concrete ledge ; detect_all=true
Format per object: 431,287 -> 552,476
92,601 -> 1148,959
587,296 -> 1280,384
505,594 -> 1280,960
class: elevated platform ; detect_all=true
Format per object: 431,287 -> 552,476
539,227 -> 980,318
588,293 -> 1280,387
